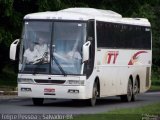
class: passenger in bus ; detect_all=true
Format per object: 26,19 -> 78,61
66,40 -> 82,60
23,41 -> 39,64
66,43 -> 82,73
67,50 -> 81,60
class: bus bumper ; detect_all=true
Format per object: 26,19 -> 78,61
18,84 -> 90,99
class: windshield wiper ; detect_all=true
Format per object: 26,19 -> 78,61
52,53 -> 66,76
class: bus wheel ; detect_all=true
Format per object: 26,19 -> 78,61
87,82 -> 98,106
120,78 -> 133,102
132,79 -> 139,101
89,82 -> 98,106
32,98 -> 44,106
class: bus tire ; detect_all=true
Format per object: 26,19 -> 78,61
120,78 -> 133,102
132,79 -> 139,101
32,98 -> 44,106
88,82 -> 98,106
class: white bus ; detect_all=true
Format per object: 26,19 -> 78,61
10,8 -> 152,106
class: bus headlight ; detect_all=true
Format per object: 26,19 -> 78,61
65,80 -> 85,86
18,78 -> 34,83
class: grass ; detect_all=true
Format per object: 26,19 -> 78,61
150,85 -> 160,91
73,102 -> 160,120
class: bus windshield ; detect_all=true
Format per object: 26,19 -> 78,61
19,21 -> 86,75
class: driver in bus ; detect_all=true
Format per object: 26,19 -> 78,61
23,41 -> 39,64
34,35 -> 50,63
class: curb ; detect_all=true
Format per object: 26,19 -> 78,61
0,91 -> 18,95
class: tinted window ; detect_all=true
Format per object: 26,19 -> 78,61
97,21 -> 151,49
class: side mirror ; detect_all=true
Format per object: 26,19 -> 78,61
9,39 -> 20,60
82,41 -> 91,62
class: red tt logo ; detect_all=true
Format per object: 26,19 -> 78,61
103,51 -> 119,64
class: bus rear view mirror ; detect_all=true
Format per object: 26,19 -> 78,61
10,39 -> 20,60
83,41 -> 91,62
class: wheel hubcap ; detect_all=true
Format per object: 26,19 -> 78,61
134,81 -> 139,95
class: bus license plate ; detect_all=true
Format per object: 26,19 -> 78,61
44,88 -> 55,95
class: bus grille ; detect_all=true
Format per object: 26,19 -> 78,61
34,79 -> 65,84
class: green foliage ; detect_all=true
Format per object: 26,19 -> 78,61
0,0 -> 13,17
0,29 -> 13,47
38,0 -> 63,11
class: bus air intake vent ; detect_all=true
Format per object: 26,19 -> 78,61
34,79 -> 65,84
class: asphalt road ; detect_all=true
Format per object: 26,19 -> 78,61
0,92 -> 159,114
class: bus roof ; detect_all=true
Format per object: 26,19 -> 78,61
24,8 -> 150,27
